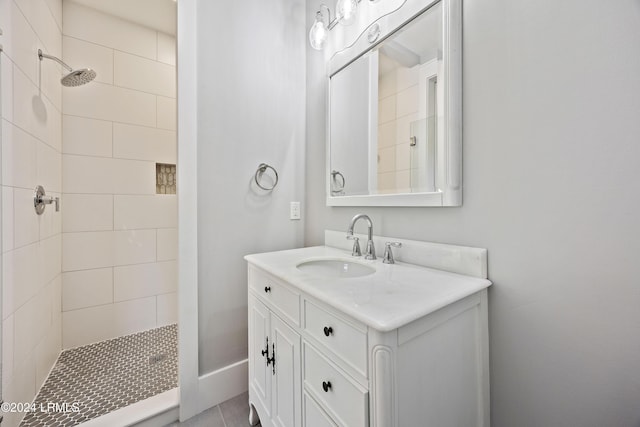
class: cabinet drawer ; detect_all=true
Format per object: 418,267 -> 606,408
304,392 -> 337,427
304,300 -> 367,375
303,343 -> 368,427
249,267 -> 300,326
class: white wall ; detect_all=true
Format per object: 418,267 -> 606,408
195,0 -> 305,376
60,1 -> 177,349
0,0 -> 63,425
306,0 -> 640,426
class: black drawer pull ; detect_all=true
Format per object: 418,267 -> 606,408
322,381 -> 332,392
323,326 -> 333,337
264,286 -> 271,293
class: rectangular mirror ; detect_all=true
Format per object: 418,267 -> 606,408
327,0 -> 461,206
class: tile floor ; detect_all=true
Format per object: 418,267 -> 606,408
168,392 -> 259,427
21,324 -> 178,426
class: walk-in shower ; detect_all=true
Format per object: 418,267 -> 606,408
37,49 -> 96,87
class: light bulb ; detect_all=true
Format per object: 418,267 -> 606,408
336,0 -> 358,26
309,13 -> 328,50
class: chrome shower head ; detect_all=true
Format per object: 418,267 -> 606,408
61,68 -> 97,87
38,49 -> 97,87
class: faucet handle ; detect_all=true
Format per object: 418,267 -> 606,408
346,235 -> 362,257
383,242 -> 402,264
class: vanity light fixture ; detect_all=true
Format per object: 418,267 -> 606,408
309,0 -> 371,51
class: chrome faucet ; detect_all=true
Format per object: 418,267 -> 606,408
347,214 -> 376,260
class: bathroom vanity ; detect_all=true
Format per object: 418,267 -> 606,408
246,232 -> 491,426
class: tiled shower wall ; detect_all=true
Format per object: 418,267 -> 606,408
0,0 -> 63,425
60,2 -> 177,349
377,63 -> 419,192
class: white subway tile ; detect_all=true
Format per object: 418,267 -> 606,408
157,292 -> 177,326
396,85 -> 419,118
40,50 -> 63,111
396,65 -> 419,92
62,194 -> 113,232
39,234 -> 61,285
395,142 -> 411,171
157,96 -> 176,130
113,123 -> 176,163
377,172 -> 396,191
112,159 -> 156,195
378,145 -> 396,173
6,2 -> 39,84
63,115 -> 112,157
2,120 -> 37,189
3,353 -> 36,426
114,51 -> 175,97
14,289 -> 52,364
0,0 -> 14,76
157,33 -> 176,66
51,273 -> 61,325
39,191 -> 62,240
114,195 -> 177,230
63,2 -> 157,59
378,121 -> 397,148
13,68 -> 62,151
35,316 -> 61,389
113,297 -> 156,336
62,231 -> 113,271
62,304 -> 114,348
395,113 -> 418,145
157,228 -> 177,261
113,229 -> 156,266
63,82 -> 157,127
63,36 -> 114,84
114,261 -> 176,302
62,268 -> 113,311
378,69 -> 397,99
1,59 -> 14,121
2,251 -> 16,318
44,0 -> 63,31
62,154 -> 112,194
2,187 -> 14,253
13,188 -> 39,248
14,0 -> 62,56
2,314 -> 14,388
395,170 -> 411,192
378,95 -> 396,124
37,140 -> 62,193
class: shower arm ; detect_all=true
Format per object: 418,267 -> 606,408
38,49 -> 73,72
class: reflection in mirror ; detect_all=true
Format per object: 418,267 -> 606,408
377,1 -> 442,194
328,0 -> 460,206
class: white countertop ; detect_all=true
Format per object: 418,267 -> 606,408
245,246 -> 491,332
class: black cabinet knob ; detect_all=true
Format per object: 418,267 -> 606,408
322,381 -> 332,392
264,286 -> 271,293
323,326 -> 333,337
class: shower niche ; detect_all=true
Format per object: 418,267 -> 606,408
157,163 -> 177,194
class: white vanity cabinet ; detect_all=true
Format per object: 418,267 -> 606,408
247,258 -> 490,427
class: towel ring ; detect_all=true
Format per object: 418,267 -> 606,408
255,163 -> 278,191
331,170 -> 345,195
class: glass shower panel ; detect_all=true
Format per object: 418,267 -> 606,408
409,115 -> 436,193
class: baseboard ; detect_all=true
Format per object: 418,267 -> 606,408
197,359 -> 248,413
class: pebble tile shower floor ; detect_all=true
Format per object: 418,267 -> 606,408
20,324 -> 178,427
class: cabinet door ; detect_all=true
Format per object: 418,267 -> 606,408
271,314 -> 302,427
249,296 -> 271,417
303,393 -> 337,427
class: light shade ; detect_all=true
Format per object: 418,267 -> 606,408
336,0 -> 358,26
309,12 -> 328,50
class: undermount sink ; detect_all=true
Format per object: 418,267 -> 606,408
296,258 -> 376,278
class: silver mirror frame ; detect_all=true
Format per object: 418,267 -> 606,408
326,0 -> 462,207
